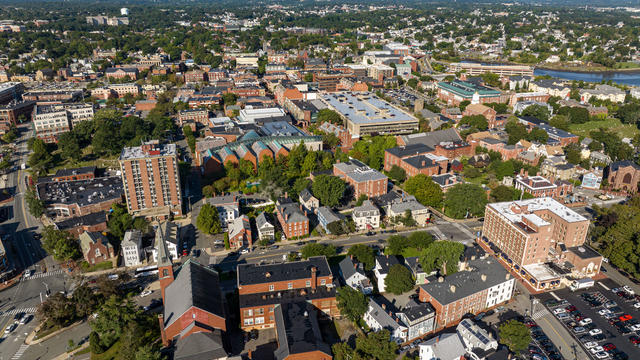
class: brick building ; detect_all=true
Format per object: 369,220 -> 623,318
0,100 -> 35,132
228,215 -> 253,250
384,144 -> 448,177
462,104 -> 497,126
437,80 -> 507,106
606,161 -> 640,193
79,231 -> 115,265
119,141 -> 182,218
418,257 -> 515,330
55,211 -> 108,238
274,302 -> 333,360
237,257 -> 338,331
178,109 -> 209,127
514,174 -> 573,198
333,159 -> 388,199
50,166 -> 96,182
275,196 -> 309,239
105,67 -> 138,80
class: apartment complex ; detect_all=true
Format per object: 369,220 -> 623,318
321,92 -> 418,137
119,141 -> 182,218
32,103 -> 94,142
333,159 -> 388,199
449,62 -> 534,76
237,257 -> 338,331
419,257 -> 515,330
514,174 -> 573,198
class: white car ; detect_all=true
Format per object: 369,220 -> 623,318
584,341 -> 599,349
553,308 -> 567,315
598,309 -> 613,316
589,329 -> 603,336
557,313 -> 570,320
634,302 -> 640,309
140,290 -> 153,297
4,323 -> 16,334
624,285 -> 634,294
579,318 -> 592,326
595,352 -> 610,359
240,249 -> 249,254
630,324 -> 640,331
590,346 -> 605,354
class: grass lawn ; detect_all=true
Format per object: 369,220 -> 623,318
569,118 -> 639,139
75,347 -> 91,356
49,147 -> 120,173
91,341 -> 121,360
614,62 -> 640,69
80,261 -> 113,273
34,324 -> 61,340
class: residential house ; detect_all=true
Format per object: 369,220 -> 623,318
122,229 -> 143,267
275,196 -> 310,239
373,255 -> 401,293
153,221 -> 180,262
457,319 -> 498,354
207,194 -> 239,229
405,257 -> 429,285
580,84 -> 626,103
299,188 -> 320,214
256,213 -> 275,241
396,299 -> 436,342
352,200 -> 380,231
581,169 -> 603,190
317,207 -> 344,234
228,215 -> 252,250
338,256 -> 373,294
79,231 -> 115,265
418,333 -> 467,360
388,197 -> 430,226
363,298 -> 407,344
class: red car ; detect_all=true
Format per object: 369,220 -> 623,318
619,314 -> 633,322
182,249 -> 188,256
603,343 -> 616,351
566,305 -> 577,312
525,320 -> 537,327
629,336 -> 640,344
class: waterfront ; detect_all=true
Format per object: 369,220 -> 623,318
534,67 -> 640,86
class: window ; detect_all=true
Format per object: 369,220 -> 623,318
306,280 -> 311,287
255,317 -> 264,324
95,248 -> 101,257
269,284 -> 274,291
243,309 -> 253,317
288,282 -> 293,289
256,308 -> 264,315
244,318 -> 253,326
320,279 -> 326,285
162,269 -> 168,277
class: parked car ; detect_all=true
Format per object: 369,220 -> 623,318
589,329 -> 603,336
140,290 -> 153,297
4,323 -> 16,334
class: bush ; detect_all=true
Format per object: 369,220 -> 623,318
90,331 -> 105,354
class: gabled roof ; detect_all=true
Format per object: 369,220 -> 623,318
164,260 -> 225,329
79,231 -> 112,255
338,256 -> 365,281
611,160 -> 640,171
298,188 -> 315,203
420,332 -> 466,359
229,215 -> 251,239
256,212 -> 273,230
173,329 -> 227,360
274,302 -> 332,360
375,255 -> 400,274
365,298 -> 405,331
399,128 -> 462,149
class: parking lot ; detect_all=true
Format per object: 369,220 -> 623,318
537,278 -> 640,360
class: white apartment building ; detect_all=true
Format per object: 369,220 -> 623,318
122,229 -> 143,267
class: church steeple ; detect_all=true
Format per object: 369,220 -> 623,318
157,221 -> 175,302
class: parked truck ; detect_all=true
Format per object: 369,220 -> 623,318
570,278 -> 595,291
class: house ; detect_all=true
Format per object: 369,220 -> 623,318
153,221 -> 180,262
462,104 -> 497,127
431,173 -> 462,192
333,159 -> 388,198
299,188 -> 320,213
273,302 -> 333,360
256,213 -> 275,241
207,194 -> 239,228
457,319 -> 498,353
317,206 -> 345,234
373,255 -> 401,293
514,174 -> 573,198
405,257 -> 429,285
228,215 -> 252,250
122,229 -> 143,267
396,299 -> 436,342
79,231 -> 115,265
352,200 -> 380,231
363,298 -> 407,344
338,256 -> 373,294
418,333 -> 467,360
387,198 -> 430,226
275,196 -> 310,239
581,169 -> 602,190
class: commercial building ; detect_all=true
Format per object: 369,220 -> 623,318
0,82 -> 24,105
321,93 -> 418,137
237,257 -> 338,331
418,257 -> 515,330
449,62 -> 534,76
333,159 -> 388,199
32,104 -> 71,143
437,80 -> 505,106
119,141 -> 182,218
105,67 -> 138,80
178,109 -> 209,127
395,128 -> 474,159
237,107 -> 286,124
0,100 -> 35,132
23,88 -> 82,103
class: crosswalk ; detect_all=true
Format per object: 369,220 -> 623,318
11,344 -> 29,359
22,269 -> 64,281
532,308 -> 551,320
1,307 -> 37,316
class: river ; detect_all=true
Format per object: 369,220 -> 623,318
533,68 -> 640,87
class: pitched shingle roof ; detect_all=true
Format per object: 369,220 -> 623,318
237,256 -> 332,286
274,302 -> 332,360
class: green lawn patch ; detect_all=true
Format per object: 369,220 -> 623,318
614,62 -> 640,69
75,347 -> 91,356
569,118 -> 639,139
80,261 -> 113,273
91,341 -> 121,360
34,324 -> 61,340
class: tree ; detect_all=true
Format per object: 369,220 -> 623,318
41,226 -> 81,261
499,320 -> 532,353
444,183 -> 488,219
317,109 -> 342,125
388,165 -> 406,183
222,92 -> 237,106
311,174 -> 345,207
386,235 -> 408,256
90,331 -> 105,354
301,243 -> 336,259
404,174 -> 443,208
505,120 -> 529,145
37,292 -> 78,327
528,128 -> 548,143
355,329 -> 399,360
407,231 -> 434,249
355,194 -> 368,207
134,345 -> 164,360
58,132 -> 82,161
384,264 -> 414,294
336,286 -> 368,323
491,185 -> 516,202
459,115 -> 488,131
419,241 -> 465,275
25,188 -> 45,218
521,104 -> 550,122
107,203 -> 133,241
27,137 -> 54,175
564,143 -> 582,165
91,296 -> 142,350
196,203 -> 222,235
347,244 -> 375,270
303,72 -> 314,82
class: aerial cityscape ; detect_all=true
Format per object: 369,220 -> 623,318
0,1 -> 639,359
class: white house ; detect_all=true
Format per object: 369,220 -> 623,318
338,256 -> 373,294
419,333 -> 466,360
153,221 -> 179,262
122,229 -> 143,267
207,194 -> 239,229
363,299 -> 407,344
255,212 -> 274,241
388,197 -> 430,226
373,255 -> 401,293
457,319 -> 498,353
352,200 -> 380,231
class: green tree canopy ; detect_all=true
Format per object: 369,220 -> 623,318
300,243 -> 336,259
404,174 -> 443,208
311,174 -> 346,207
388,164 -> 406,183
317,108 -> 342,125
419,241 -> 465,275
347,244 -> 375,270
491,185 -> 518,202
444,183 -> 488,219
336,286 -> 368,323
196,203 -> 222,235
384,264 -> 414,294
499,320 -> 532,353
41,225 -> 81,261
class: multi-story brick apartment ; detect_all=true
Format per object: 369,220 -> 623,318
22,88 -> 82,103
606,160 -> 640,193
54,211 -> 108,238
177,109 -> 209,127
119,141 -> 182,218
275,196 -> 309,239
184,69 -> 207,83
333,159 -> 388,199
237,256 -> 338,331
91,83 -> 140,100
384,144 -> 449,177
462,104 -> 497,126
0,82 -> 24,105
482,198 -> 601,289
419,257 -> 515,330
514,174 -> 573,198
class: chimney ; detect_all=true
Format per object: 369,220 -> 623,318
450,285 -> 456,293
481,274 -> 487,282
285,192 -> 288,199
506,273 -> 511,280
388,311 -> 393,317
159,314 -> 168,346
311,266 -> 317,289
438,277 -> 444,283
382,303 -> 386,310
285,213 -> 288,222
350,255 -> 353,260
299,204 -> 303,211
436,336 -> 440,343
422,160 -> 425,167
248,349 -> 252,359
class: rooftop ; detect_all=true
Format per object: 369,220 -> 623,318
120,141 -> 177,160
437,80 -> 501,97
237,256 -> 332,286
488,197 -> 587,224
274,302 -> 332,360
321,92 -> 416,125
238,286 -> 336,308
36,176 -> 123,208
334,159 -> 388,183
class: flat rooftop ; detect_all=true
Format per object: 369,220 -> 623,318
488,197 -> 588,224
37,176 -> 123,208
522,263 -> 562,282
321,92 -> 416,125
120,142 -> 176,160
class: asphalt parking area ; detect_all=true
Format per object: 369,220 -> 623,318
536,280 -> 640,360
